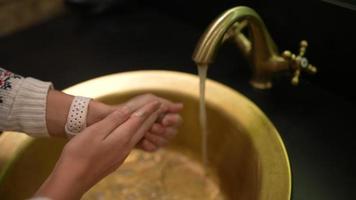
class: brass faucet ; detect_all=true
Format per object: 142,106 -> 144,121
193,6 -> 317,89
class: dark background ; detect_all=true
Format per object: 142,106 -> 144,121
3,0 -> 356,103
0,0 -> 355,199
142,0 -> 356,103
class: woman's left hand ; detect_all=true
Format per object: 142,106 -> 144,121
121,94 -> 183,151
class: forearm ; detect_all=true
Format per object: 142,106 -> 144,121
1,68 -> 115,137
34,157 -> 87,200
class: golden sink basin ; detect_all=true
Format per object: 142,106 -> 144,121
0,70 -> 291,200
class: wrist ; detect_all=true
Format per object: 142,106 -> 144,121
46,89 -> 113,138
86,100 -> 114,127
46,90 -> 74,137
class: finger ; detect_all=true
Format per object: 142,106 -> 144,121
150,125 -> 177,139
125,94 -> 156,112
149,123 -> 165,135
136,139 -> 159,152
161,114 -> 183,127
107,100 -> 160,143
144,132 -> 169,147
158,98 -> 183,113
85,105 -> 132,139
134,123 -> 164,149
162,127 -> 178,140
130,107 -> 164,145
125,94 -> 183,113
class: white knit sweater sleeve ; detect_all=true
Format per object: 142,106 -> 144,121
0,68 -> 53,137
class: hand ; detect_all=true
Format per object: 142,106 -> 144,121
35,100 -> 164,200
84,93 -> 183,151
115,94 -> 183,152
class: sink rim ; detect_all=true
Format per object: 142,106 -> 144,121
0,70 -> 291,199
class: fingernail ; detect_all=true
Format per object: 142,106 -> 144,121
133,110 -> 145,117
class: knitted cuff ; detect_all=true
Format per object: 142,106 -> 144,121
7,77 -> 53,137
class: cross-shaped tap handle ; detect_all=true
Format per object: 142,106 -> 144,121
282,40 -> 317,86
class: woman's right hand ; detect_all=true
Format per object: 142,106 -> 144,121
35,100 -> 164,200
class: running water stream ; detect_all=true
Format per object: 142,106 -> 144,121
198,65 -> 208,170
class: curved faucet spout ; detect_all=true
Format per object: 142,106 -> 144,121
193,6 -> 317,89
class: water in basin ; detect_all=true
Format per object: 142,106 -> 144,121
83,149 -> 224,200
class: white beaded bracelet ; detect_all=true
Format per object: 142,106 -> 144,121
64,96 -> 91,138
